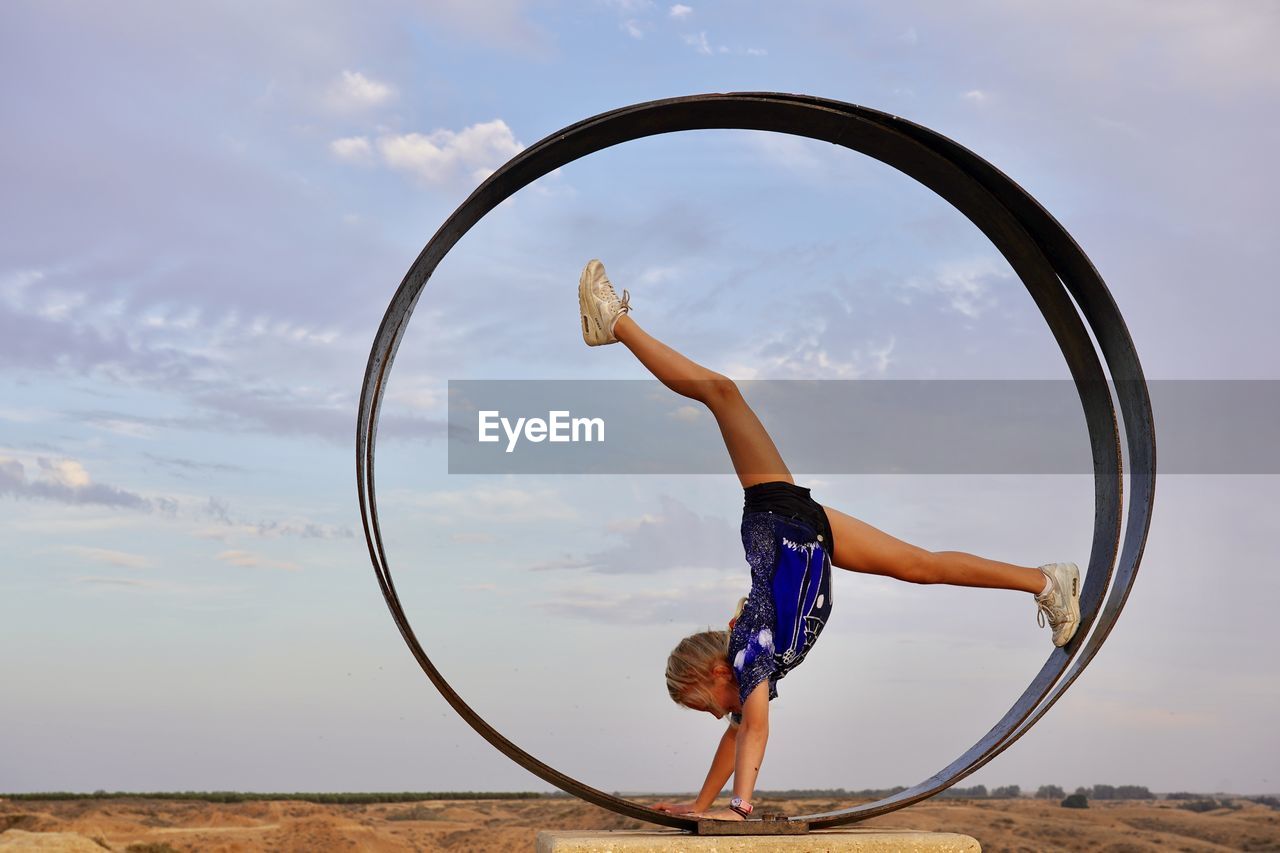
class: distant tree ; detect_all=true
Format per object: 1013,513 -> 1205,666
991,785 -> 1021,799
1092,784 -> 1116,800
1036,785 -> 1065,800
1074,786 -> 1092,798
1114,785 -> 1152,800
1061,793 -> 1089,809
938,785 -> 988,799
1178,798 -> 1240,813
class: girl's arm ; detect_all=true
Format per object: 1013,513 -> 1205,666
694,720 -> 740,810
654,721 -> 738,814
690,680 -> 770,820
732,679 -> 771,803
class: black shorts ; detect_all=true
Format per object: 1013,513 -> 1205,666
742,480 -> 835,554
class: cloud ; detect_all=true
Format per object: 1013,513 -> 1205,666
962,89 -> 990,104
63,546 -> 153,570
683,30 -> 713,55
539,571 -> 744,625
426,0 -> 552,55
363,120 -> 525,187
0,456 -> 151,510
901,257 -> 1009,319
142,453 -> 248,477
728,316 -> 892,380
667,404 -> 704,424
329,136 -> 374,164
216,549 -> 301,572
529,555 -> 600,571
196,495 -> 353,541
75,576 -> 150,588
524,493 -> 740,575
603,0 -> 655,12
450,531 -> 497,544
325,70 -> 395,112
72,574 -> 252,600
669,4 -> 693,18
411,482 -> 579,524
743,132 -> 870,185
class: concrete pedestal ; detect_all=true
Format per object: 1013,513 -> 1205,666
537,828 -> 981,852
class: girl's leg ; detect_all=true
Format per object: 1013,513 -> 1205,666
610,312 -> 1043,595
612,314 -> 792,489
821,503 -> 1046,594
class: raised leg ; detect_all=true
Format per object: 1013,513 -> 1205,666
613,314 -> 792,488
821,504 -> 1046,593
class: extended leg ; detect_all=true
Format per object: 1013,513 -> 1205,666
821,503 -> 1046,593
613,314 -> 792,488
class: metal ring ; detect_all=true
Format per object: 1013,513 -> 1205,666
356,92 -> 1156,830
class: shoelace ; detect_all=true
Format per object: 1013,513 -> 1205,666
1035,592 -> 1065,628
614,287 -> 631,315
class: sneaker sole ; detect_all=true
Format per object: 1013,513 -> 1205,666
578,261 -> 614,346
1054,562 -> 1081,646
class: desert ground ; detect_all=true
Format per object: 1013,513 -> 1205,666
2,796 -> 1278,852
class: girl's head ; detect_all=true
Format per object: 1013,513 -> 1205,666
665,629 -> 740,719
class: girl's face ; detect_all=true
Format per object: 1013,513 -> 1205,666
685,665 -> 741,720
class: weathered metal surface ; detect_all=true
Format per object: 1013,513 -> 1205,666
356,92 -> 1156,833
695,815 -> 810,835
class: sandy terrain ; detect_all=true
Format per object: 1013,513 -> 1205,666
2,796 -> 1278,852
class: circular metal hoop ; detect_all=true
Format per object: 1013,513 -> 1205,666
356,93 -> 1156,830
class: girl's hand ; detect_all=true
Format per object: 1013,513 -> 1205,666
652,801 -> 699,814
689,807 -> 746,821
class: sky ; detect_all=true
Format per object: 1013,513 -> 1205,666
2,1 -> 1278,799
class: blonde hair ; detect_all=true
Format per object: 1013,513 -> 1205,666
666,629 -> 731,715
666,599 -> 748,716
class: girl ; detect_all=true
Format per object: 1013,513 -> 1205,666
577,259 -> 1082,822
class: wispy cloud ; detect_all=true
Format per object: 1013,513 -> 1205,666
75,576 -> 150,588
539,571 -> 744,624
0,456 -> 150,510
329,136 -> 375,164
669,4 -> 693,18
324,70 -> 395,112
142,453 -> 248,477
195,496 -> 352,541
410,482 -> 579,524
901,257 -> 1009,319
667,404 -> 704,424
523,493 -> 739,575
683,30 -> 713,55
63,545 -> 154,570
216,549 -> 302,572
603,0 -> 655,13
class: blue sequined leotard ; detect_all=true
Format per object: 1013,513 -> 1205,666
728,481 -> 834,725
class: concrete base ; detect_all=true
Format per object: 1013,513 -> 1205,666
537,828 -> 981,852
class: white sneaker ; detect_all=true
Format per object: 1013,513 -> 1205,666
1035,562 -> 1081,647
579,259 -> 632,346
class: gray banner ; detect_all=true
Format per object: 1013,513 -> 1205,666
445,379 -> 1277,474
